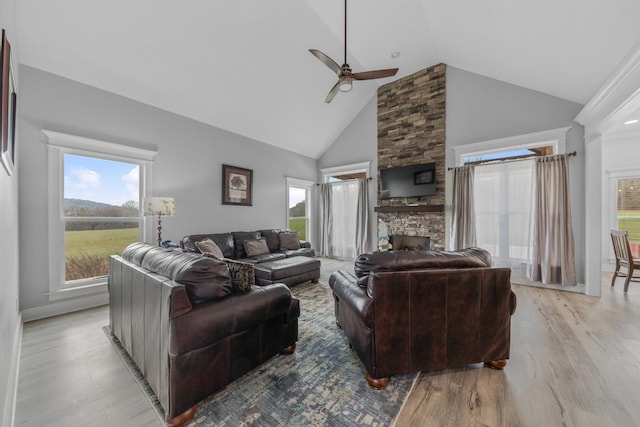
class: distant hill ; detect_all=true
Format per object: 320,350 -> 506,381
64,198 -> 118,210
64,198 -> 138,218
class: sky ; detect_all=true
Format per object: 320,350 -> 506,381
64,154 -> 139,207
289,187 -> 306,208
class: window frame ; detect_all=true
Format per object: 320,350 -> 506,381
285,177 -> 314,242
453,127 -> 570,167
320,161 -> 370,183
44,130 -> 156,302
607,168 -> 640,260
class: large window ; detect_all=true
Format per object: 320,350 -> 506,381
46,130 -> 155,301
286,178 -> 313,241
63,154 -> 141,285
455,128 -> 569,278
474,160 -> 535,277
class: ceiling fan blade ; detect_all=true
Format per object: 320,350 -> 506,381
325,81 -> 341,103
309,49 -> 342,76
351,68 -> 399,81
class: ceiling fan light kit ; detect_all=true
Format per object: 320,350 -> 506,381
309,0 -> 398,103
339,76 -> 353,92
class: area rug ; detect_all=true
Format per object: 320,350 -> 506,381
105,281 -> 417,426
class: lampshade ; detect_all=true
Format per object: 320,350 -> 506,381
143,197 -> 176,216
339,75 -> 353,92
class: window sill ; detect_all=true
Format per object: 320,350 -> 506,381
49,281 -> 108,302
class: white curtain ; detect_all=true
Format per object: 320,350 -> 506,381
474,159 -> 535,278
329,180 -> 359,259
319,179 -> 368,260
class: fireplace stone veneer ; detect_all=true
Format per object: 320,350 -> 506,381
377,63 -> 446,250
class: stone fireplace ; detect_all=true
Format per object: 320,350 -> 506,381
376,63 -> 446,250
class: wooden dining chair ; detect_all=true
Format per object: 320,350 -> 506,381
610,229 -> 640,292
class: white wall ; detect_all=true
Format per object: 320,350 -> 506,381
18,65 -> 317,320
317,95 -> 378,249
0,0 -> 21,425
446,66 -> 586,284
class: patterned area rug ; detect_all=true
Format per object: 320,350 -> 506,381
105,281 -> 417,427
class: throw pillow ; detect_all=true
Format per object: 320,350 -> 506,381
243,238 -> 270,257
223,258 -> 255,292
196,238 -> 224,259
279,231 -> 301,251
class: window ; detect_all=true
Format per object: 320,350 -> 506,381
615,177 -> 640,243
286,178 -> 313,241
455,128 -> 569,278
63,154 -> 141,285
320,162 -> 370,259
45,130 -> 156,301
474,160 -> 535,277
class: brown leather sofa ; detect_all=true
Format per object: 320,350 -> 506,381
109,243 -> 300,426
328,248 -> 516,388
181,229 -> 315,263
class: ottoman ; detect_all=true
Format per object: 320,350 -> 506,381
254,256 -> 321,287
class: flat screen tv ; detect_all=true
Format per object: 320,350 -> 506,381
380,163 -> 436,198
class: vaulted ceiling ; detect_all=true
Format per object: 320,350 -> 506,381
16,0 -> 640,158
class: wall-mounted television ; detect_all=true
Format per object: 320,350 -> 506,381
380,163 -> 436,198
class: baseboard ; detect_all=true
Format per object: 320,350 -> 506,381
2,313 -> 22,427
21,292 -> 109,322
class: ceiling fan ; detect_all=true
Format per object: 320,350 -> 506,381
309,0 -> 399,103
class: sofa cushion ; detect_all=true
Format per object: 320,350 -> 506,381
196,238 -> 224,259
258,229 -> 282,253
140,246 -> 233,304
243,238 -> 270,257
182,233 -> 235,258
245,252 -> 287,263
233,231 -> 262,259
170,283 -> 294,355
282,247 -> 316,258
279,231 -> 301,250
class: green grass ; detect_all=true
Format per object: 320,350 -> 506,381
65,228 -> 140,281
65,227 -> 140,258
617,217 -> 640,242
288,218 -> 307,240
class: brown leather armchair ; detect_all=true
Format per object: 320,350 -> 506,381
329,248 -> 516,388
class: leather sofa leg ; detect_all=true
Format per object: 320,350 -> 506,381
280,343 -> 296,355
484,359 -> 507,370
312,278 -> 320,283
335,319 -> 341,329
165,405 -> 197,426
366,373 -> 389,389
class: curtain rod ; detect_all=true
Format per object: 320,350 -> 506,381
448,151 -> 577,171
316,177 -> 372,185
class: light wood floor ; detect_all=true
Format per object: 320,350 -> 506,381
15,260 -> 640,427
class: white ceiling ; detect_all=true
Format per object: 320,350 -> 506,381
16,0 -> 640,159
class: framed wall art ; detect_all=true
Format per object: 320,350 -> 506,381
1,29 -> 16,175
222,164 -> 253,206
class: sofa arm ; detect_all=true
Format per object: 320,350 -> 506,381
329,270 -> 374,327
